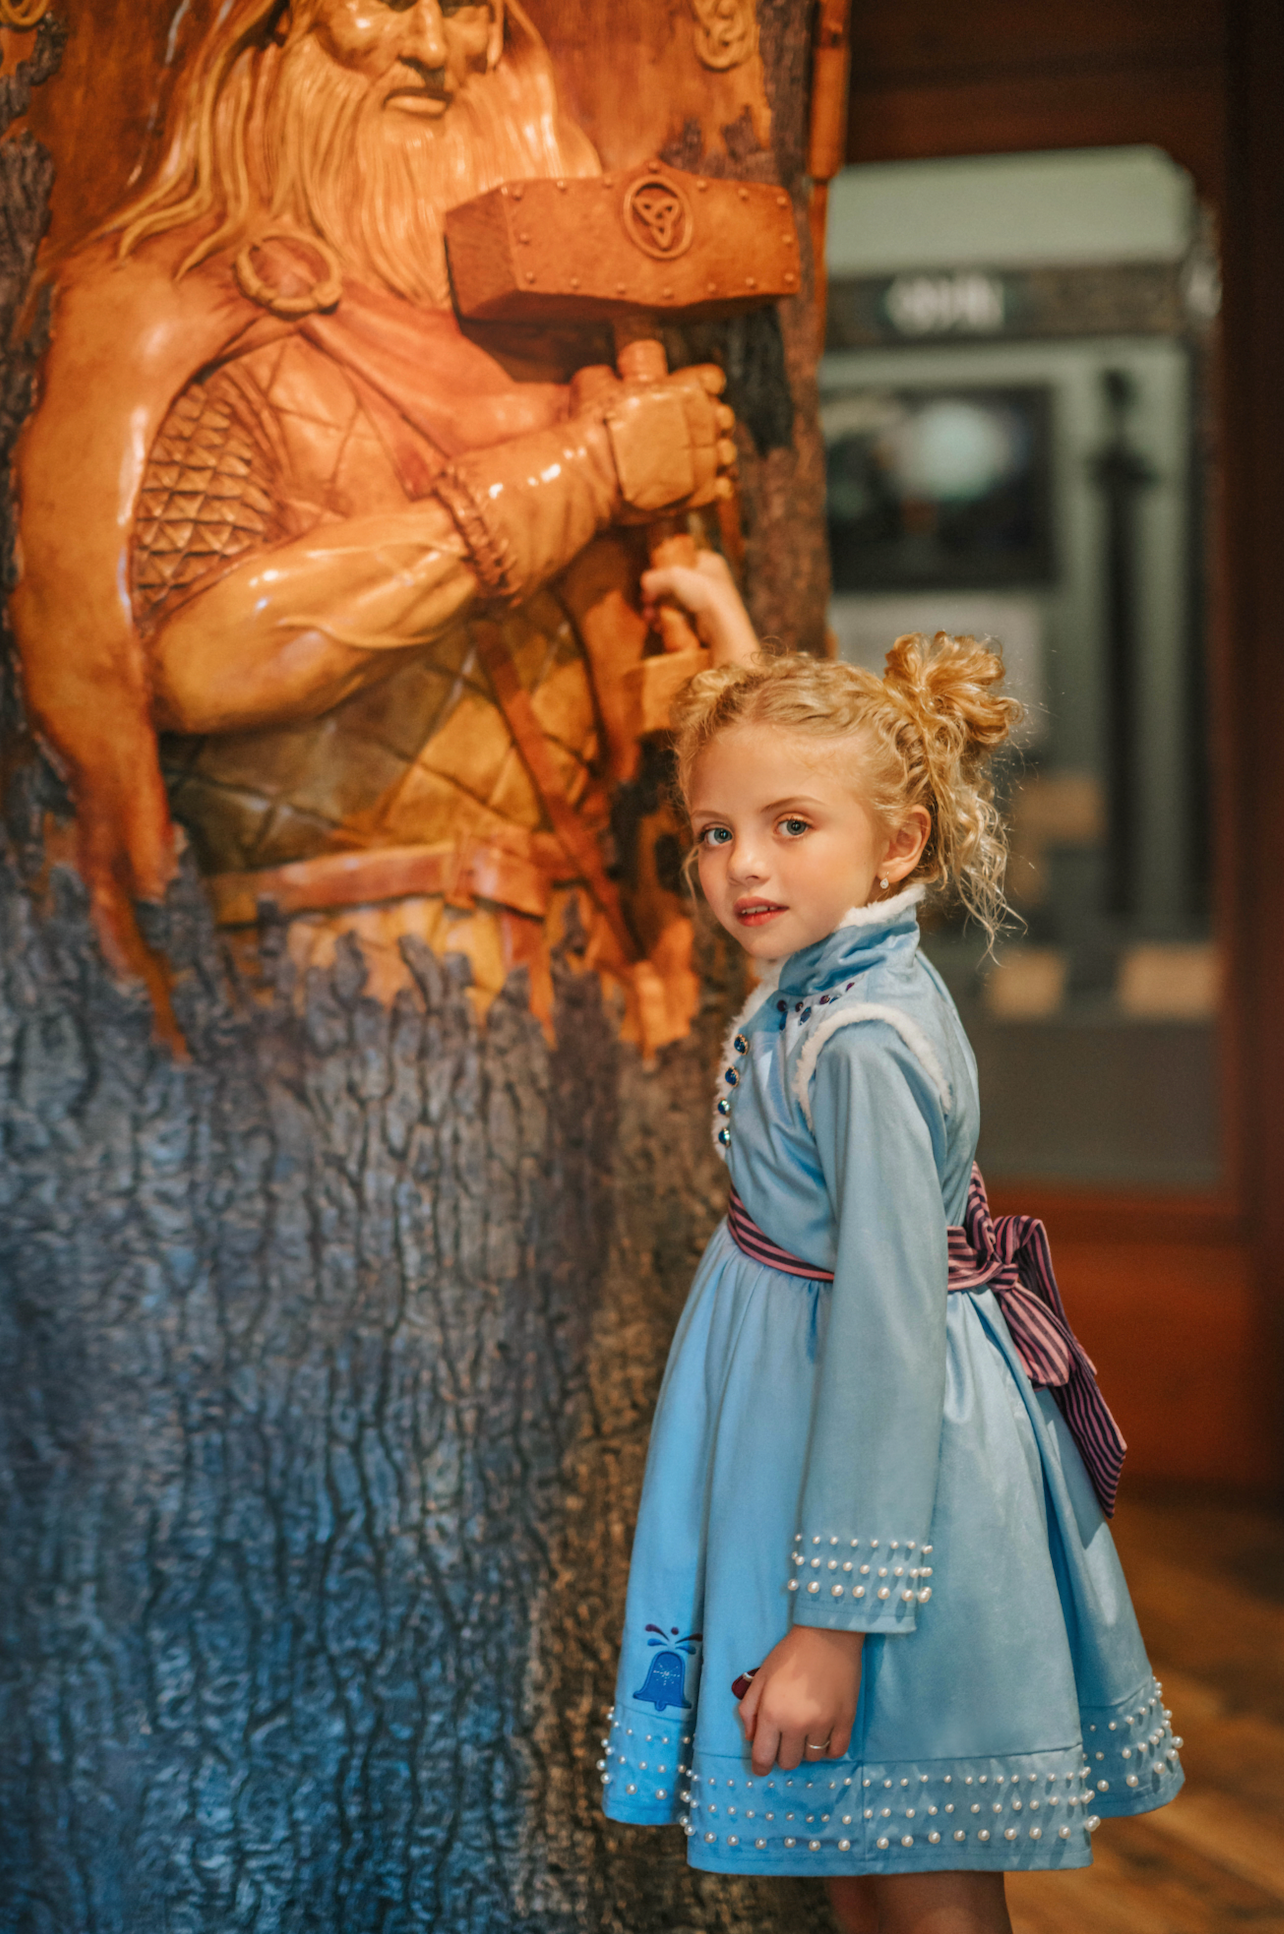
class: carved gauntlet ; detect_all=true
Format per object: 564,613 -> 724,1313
434,365 -> 731,599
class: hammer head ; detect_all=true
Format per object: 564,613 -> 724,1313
445,162 -> 799,326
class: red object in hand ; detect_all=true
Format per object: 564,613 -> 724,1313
731,1666 -> 760,1701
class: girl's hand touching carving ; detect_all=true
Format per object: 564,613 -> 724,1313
737,1625 -> 864,1774
641,547 -> 761,668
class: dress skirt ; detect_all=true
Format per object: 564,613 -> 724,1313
602,1224 -> 1184,1878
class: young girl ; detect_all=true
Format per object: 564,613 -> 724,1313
603,562 -> 1183,1934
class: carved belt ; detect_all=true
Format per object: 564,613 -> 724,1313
208,832 -> 572,927
726,1165 -> 1127,1517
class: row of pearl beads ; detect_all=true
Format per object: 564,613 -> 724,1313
684,1819 -> 1099,1851
790,1578 -> 932,1604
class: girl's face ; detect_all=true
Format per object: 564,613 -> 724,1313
687,723 -> 928,961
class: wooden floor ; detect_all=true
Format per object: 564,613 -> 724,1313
1007,1485 -> 1284,1933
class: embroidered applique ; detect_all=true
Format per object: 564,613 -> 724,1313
635,1624 -> 702,1712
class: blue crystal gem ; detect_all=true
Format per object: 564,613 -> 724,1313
733,1033 -> 749,1054
725,1067 -> 739,1087
717,1127 -> 732,1146
717,1098 -> 731,1116
801,1007 -> 812,1021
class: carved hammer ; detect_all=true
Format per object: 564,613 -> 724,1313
446,162 -> 799,662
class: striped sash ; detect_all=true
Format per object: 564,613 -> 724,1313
725,1165 -> 1127,1517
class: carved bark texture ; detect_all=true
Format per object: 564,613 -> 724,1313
0,6 -> 835,1928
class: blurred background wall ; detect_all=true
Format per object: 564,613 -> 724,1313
828,0 -> 1283,1497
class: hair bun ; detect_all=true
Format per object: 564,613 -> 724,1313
882,632 -> 1022,757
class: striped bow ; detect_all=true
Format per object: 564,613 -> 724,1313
949,1165 -> 1127,1517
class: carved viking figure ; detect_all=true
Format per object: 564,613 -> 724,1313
12,0 -> 738,1046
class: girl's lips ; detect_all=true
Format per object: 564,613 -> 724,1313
735,901 -> 786,927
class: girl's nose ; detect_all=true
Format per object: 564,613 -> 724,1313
400,0 -> 449,67
728,843 -> 768,884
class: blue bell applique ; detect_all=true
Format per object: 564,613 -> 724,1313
634,1623 -> 701,1712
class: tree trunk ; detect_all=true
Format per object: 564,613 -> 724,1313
0,6 -> 834,1929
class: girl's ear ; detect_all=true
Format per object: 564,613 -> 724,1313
880,806 -> 931,882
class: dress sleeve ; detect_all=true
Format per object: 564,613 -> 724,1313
789,1022 -> 948,1636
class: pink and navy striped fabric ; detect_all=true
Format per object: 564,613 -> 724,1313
726,1187 -> 838,1281
726,1164 -> 1127,1517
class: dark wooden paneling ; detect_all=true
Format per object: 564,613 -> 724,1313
849,0 -> 1224,84
846,0 -> 1227,196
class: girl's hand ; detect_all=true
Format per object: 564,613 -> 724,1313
737,1626 -> 864,1774
640,549 -> 760,668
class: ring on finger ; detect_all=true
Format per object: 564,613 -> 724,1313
804,1735 -> 832,1755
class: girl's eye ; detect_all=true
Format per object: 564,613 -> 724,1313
699,826 -> 732,847
778,817 -> 810,838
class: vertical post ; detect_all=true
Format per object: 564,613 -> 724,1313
807,0 -> 852,353
1091,368 -> 1155,921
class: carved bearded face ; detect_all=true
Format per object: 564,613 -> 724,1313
267,0 -> 596,305
306,0 -> 498,118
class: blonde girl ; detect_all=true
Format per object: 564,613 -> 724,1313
604,560 -> 1182,1934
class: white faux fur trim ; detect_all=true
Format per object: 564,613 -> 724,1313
711,961 -> 782,1158
791,1001 -> 952,1130
835,883 -> 926,931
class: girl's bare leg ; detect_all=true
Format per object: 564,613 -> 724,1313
826,1876 -> 879,1933
872,1871 -> 1011,1934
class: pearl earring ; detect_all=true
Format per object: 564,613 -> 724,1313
879,876 -> 890,890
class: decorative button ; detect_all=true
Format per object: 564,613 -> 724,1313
733,1033 -> 749,1054
717,1128 -> 731,1147
724,1067 -> 739,1086
716,1097 -> 731,1116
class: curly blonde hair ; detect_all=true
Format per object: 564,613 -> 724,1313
671,635 -> 1023,941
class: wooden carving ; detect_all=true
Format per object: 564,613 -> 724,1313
689,0 -> 758,71
8,0 -> 792,1056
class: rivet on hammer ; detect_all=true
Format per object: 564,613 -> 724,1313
696,180 -> 708,192
776,195 -> 789,209
746,276 -> 756,288
518,233 -> 530,244
738,188 -> 749,201
662,288 -> 673,299
512,185 -> 523,200
707,281 -> 717,294
526,270 -> 536,283
616,283 -> 626,294
557,180 -> 566,191
571,277 -> 580,289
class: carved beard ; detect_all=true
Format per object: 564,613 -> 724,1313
262,31 -> 597,307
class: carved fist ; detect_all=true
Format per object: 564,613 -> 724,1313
597,364 -> 738,518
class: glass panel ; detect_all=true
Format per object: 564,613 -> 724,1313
822,149 -> 1219,1188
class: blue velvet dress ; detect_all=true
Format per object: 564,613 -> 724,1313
603,886 -> 1182,1878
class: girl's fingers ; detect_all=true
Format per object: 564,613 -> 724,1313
829,1714 -> 854,1761
738,1671 -> 764,1728
775,1726 -> 807,1772
639,565 -> 713,611
750,1717 -> 781,1777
